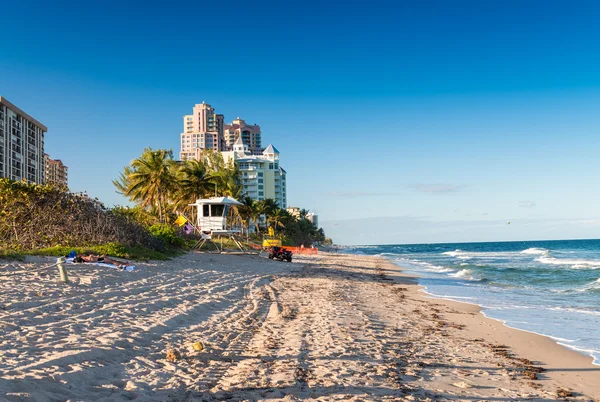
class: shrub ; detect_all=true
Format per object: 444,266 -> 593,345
148,224 -> 185,248
0,179 -> 166,254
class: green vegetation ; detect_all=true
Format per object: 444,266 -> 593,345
236,199 -> 328,247
0,147 -> 331,259
114,147 -> 331,247
0,178 -> 177,259
113,147 -> 241,223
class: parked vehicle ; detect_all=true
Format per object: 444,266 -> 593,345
268,246 -> 293,262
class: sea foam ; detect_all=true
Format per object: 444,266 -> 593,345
450,269 -> 482,281
536,256 -> 600,268
520,247 -> 549,255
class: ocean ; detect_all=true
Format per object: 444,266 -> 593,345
345,239 -> 600,365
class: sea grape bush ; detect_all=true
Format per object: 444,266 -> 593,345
0,179 -> 164,251
148,224 -> 185,248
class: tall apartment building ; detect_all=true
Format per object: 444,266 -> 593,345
222,137 -> 287,208
44,154 -> 68,189
0,96 -> 47,184
223,117 -> 262,155
180,102 -> 225,160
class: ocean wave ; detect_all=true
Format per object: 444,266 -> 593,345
426,265 -> 455,273
575,279 -> 600,293
450,269 -> 484,281
520,247 -> 549,255
442,249 -> 521,260
442,249 -> 463,257
548,306 -> 600,316
536,256 -> 600,268
392,257 -> 456,273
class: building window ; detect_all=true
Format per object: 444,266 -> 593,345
258,172 -> 263,177
258,185 -> 263,189
258,191 -> 264,196
258,179 -> 263,183
269,163 -> 274,169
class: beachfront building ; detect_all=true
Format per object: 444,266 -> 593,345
221,137 -> 287,208
223,117 -> 262,155
0,96 -> 47,184
306,212 -> 318,228
286,207 -> 301,219
44,154 -> 68,190
180,102 -> 225,160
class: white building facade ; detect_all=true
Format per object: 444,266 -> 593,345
0,97 -> 47,184
221,138 -> 287,208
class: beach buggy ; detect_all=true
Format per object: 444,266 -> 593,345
268,246 -> 293,262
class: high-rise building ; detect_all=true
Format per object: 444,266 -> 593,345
221,137 -> 287,208
306,212 -> 318,228
223,117 -> 262,155
44,154 -> 68,190
180,102 -> 225,160
0,96 -> 47,184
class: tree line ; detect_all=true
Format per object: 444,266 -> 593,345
114,147 -> 331,247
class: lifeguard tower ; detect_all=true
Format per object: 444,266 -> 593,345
188,196 -> 246,252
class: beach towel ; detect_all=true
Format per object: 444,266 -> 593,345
65,257 -> 135,271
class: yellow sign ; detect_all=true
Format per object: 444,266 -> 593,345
262,239 -> 281,247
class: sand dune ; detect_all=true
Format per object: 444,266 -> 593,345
0,252 -> 597,401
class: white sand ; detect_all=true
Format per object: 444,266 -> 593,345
0,252 -> 598,401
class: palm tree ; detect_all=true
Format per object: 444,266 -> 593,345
201,150 -> 243,199
267,208 -> 290,237
238,196 -> 257,235
113,148 -> 177,223
209,163 -> 243,199
173,159 -> 211,220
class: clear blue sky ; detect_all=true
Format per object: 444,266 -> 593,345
2,0 -> 600,245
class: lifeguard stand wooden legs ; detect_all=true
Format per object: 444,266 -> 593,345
191,233 -> 248,253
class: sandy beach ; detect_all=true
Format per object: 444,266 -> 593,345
1,251 -> 598,401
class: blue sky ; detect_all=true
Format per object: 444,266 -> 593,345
2,0 -> 600,245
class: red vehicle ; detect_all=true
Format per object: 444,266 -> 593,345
268,246 -> 293,262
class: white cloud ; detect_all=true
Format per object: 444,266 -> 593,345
518,201 -> 536,208
408,184 -> 464,194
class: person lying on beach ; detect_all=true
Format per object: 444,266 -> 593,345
73,253 -> 129,267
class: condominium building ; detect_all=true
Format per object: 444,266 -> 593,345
0,96 -> 47,184
306,212 -> 319,228
222,137 -> 287,208
180,102 -> 225,160
44,154 -> 68,190
223,117 -> 262,155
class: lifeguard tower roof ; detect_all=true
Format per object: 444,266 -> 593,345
188,196 -> 243,207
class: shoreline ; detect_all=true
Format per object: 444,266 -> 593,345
417,286 -> 600,366
373,252 -> 600,399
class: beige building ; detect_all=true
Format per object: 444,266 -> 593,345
223,117 -> 262,154
180,102 -> 225,160
44,154 -> 68,189
0,96 -> 47,184
222,137 -> 287,208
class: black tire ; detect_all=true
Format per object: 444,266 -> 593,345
286,257 -> 292,262
268,254 -> 274,259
